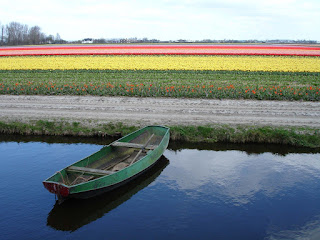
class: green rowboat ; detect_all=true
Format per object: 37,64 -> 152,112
43,125 -> 170,201
47,156 -> 169,231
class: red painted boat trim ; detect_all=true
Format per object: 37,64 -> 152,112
43,182 -> 69,197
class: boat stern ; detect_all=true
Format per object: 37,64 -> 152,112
43,181 -> 70,197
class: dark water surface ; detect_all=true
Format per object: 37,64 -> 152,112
1,135 -> 320,240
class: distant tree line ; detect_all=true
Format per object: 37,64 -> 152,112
0,21 -> 66,46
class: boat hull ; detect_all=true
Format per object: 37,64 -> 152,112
43,125 -> 170,200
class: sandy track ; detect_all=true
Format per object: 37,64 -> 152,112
0,95 -> 320,127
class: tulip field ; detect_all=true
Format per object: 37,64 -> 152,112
0,44 -> 319,101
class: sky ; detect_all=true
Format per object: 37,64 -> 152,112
1,0 -> 320,41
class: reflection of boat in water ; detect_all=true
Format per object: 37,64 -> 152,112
47,156 -> 169,232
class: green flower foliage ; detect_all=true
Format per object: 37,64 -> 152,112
0,70 -> 319,101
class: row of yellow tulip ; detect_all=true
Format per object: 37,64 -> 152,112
1,55 -> 319,72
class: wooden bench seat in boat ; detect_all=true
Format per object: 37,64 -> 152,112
111,142 -> 158,150
67,166 -> 115,176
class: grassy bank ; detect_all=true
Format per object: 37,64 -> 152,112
0,120 -> 319,148
1,70 -> 319,101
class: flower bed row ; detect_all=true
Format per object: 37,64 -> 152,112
1,70 -> 319,101
1,81 -> 318,101
1,55 -> 319,72
1,44 -> 320,56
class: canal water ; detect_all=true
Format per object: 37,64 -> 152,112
0,135 -> 320,240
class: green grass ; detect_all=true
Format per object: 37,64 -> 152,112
0,70 -> 319,101
170,125 -> 320,148
0,120 -> 138,137
0,120 -> 319,148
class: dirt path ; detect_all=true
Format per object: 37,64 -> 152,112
0,95 -> 319,128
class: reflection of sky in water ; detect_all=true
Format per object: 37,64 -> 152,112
162,149 -> 320,239
266,215 -> 320,240
165,150 -> 320,205
163,150 -> 320,206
